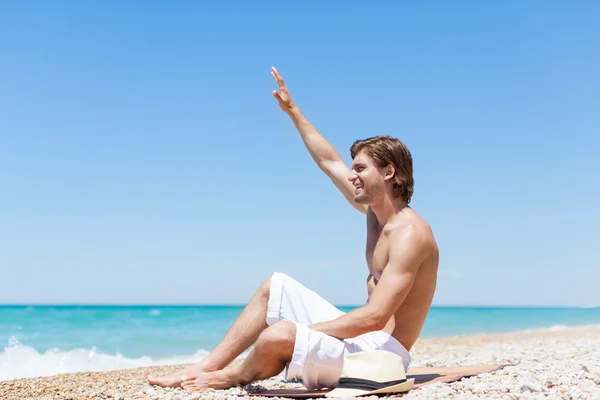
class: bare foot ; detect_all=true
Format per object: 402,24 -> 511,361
181,369 -> 240,393
147,363 -> 209,388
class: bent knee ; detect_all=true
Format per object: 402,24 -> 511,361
257,321 -> 296,351
260,272 -> 288,296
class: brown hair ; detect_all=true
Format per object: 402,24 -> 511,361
350,135 -> 414,203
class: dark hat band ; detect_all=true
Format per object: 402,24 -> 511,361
337,377 -> 407,391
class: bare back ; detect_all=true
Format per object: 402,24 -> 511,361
365,207 -> 439,351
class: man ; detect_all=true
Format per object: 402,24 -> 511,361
147,67 -> 439,393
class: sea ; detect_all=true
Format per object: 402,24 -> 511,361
2,305 -> 599,381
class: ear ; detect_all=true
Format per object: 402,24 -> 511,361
384,164 -> 395,182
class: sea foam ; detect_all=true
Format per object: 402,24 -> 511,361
0,336 -> 209,381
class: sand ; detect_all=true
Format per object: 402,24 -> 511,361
2,326 -> 599,400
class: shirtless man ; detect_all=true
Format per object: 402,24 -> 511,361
147,67 -> 439,393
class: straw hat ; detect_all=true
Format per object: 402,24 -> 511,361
325,350 -> 414,398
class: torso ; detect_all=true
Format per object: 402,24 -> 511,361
365,206 -> 439,351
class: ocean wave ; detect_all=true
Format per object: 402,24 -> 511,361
515,323 -> 600,334
0,337 -> 210,382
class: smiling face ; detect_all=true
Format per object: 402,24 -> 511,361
348,150 -> 389,205
349,135 -> 415,204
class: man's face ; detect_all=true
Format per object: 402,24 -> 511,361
348,150 -> 385,204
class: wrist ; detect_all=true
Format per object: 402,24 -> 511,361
287,104 -> 303,119
309,321 -> 324,331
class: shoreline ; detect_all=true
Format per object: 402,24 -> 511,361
416,323 -> 600,344
2,326 -> 599,399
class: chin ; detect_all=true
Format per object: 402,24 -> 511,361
354,194 -> 370,204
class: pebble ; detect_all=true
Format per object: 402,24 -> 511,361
437,386 -> 453,396
559,376 -> 571,386
581,365 -> 589,372
520,381 -> 543,392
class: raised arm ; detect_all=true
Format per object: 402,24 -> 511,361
271,67 -> 367,214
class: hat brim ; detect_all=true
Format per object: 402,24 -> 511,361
325,378 -> 415,397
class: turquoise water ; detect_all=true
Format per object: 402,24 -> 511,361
2,305 -> 599,380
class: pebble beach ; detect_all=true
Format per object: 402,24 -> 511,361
2,326 -> 599,400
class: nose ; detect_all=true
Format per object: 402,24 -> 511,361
348,170 -> 357,182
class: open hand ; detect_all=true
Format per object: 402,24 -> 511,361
271,66 -> 296,113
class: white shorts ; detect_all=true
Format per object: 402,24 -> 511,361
266,272 -> 411,390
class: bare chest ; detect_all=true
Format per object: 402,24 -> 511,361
366,223 -> 390,280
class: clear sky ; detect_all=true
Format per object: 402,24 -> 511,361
1,1 -> 598,307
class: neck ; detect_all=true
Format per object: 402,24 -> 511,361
369,195 -> 408,226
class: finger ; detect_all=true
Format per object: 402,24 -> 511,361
272,91 -> 287,107
271,66 -> 285,87
271,71 -> 283,89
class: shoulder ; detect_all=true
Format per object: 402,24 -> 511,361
388,219 -> 435,260
391,224 -> 431,248
383,224 -> 432,274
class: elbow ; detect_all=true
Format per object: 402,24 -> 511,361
317,160 -> 333,174
372,317 -> 389,332
319,159 -> 343,175
317,161 -> 331,175
365,311 -> 389,332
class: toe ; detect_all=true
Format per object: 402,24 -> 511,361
183,383 -> 200,393
146,374 -> 182,388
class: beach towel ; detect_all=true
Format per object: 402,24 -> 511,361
246,364 -> 507,398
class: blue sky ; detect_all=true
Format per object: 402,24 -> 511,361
1,1 -> 598,307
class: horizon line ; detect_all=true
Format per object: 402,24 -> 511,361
0,303 -> 596,309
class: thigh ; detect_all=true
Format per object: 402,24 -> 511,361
267,272 -> 345,326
